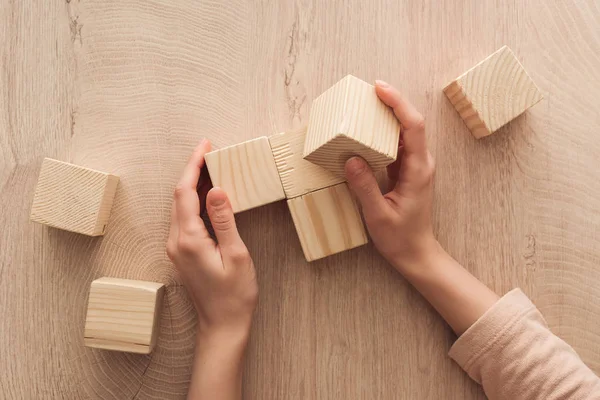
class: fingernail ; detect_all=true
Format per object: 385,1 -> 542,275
346,157 -> 365,174
199,138 -> 207,145
209,187 -> 226,206
375,79 -> 389,88
210,196 -> 226,206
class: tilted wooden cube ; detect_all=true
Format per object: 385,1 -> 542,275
30,158 -> 119,236
84,278 -> 165,354
269,127 -> 345,199
303,75 -> 400,177
287,183 -> 368,261
205,137 -> 285,213
443,46 -> 543,138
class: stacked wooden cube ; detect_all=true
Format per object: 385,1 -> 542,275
28,46 -> 543,355
205,74 -> 401,261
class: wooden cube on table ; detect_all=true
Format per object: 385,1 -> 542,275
443,46 -> 543,138
84,278 -> 165,354
30,158 -> 119,236
287,183 -> 368,261
205,137 -> 285,213
269,127 -> 345,199
303,75 -> 401,177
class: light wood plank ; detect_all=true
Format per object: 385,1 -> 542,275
287,183 -> 368,261
205,137 -> 286,213
303,75 -> 400,176
269,127 -> 345,198
84,277 -> 165,354
443,46 -> 544,138
30,158 -> 120,236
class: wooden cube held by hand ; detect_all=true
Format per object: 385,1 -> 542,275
84,278 -> 165,354
287,183 -> 368,261
30,158 -> 119,236
303,75 -> 400,177
443,46 -> 543,138
205,137 -> 285,213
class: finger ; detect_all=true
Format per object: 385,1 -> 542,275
344,157 -> 390,218
386,145 -> 403,192
375,81 -> 427,157
175,139 -> 212,234
206,187 -> 245,250
197,164 -> 213,215
166,200 -> 179,259
169,200 -> 179,239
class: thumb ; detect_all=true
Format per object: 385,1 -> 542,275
344,157 -> 389,218
206,187 -> 244,249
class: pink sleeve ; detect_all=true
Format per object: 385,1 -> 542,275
449,289 -> 600,400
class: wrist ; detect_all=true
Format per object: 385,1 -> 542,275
196,324 -> 251,351
190,323 -> 250,400
391,236 -> 447,276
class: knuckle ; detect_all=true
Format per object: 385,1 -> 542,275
414,116 -> 426,132
173,184 -> 186,199
227,246 -> 250,264
210,209 -> 234,230
166,241 -> 177,260
358,179 -> 377,196
179,225 -> 201,237
176,236 -> 197,255
354,174 -> 379,195
425,153 -> 436,180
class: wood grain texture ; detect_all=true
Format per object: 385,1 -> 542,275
2,0 -> 600,399
269,127 -> 345,198
287,183 -> 368,261
84,277 -> 165,354
444,46 -> 544,138
205,137 -> 285,213
303,74 -> 400,176
30,158 -> 119,236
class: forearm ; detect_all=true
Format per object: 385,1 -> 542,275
449,289 -> 600,399
396,243 -> 600,399
394,241 -> 499,336
188,328 -> 250,400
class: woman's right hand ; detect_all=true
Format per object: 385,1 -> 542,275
344,80 -> 441,274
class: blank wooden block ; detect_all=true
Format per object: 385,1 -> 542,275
269,127 -> 345,199
287,183 -> 368,261
303,75 -> 400,177
443,46 -> 543,138
30,158 -> 119,236
84,278 -> 165,354
205,137 -> 285,213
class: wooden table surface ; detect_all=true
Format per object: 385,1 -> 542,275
2,1 -> 599,398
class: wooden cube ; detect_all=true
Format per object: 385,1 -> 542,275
30,158 -> 119,236
205,137 -> 285,213
443,46 -> 543,138
303,75 -> 400,177
84,278 -> 165,354
287,183 -> 368,261
269,127 -> 345,199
